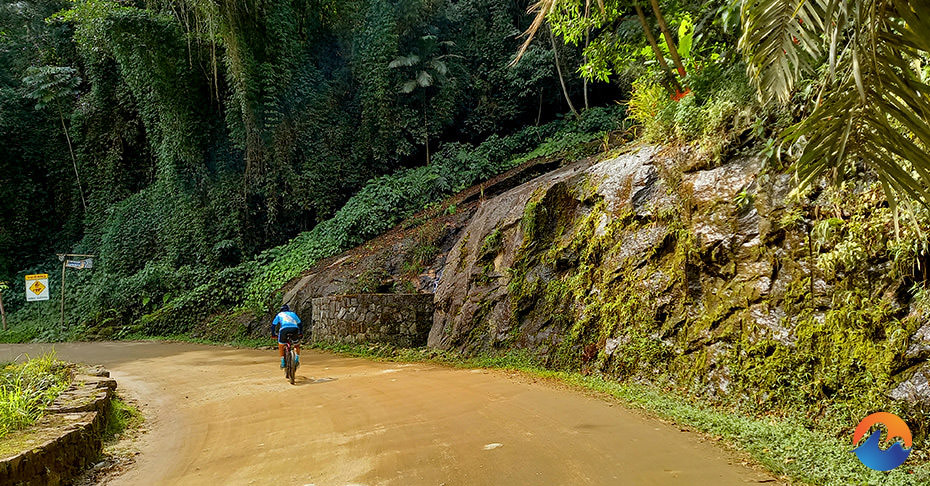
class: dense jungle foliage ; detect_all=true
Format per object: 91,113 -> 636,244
0,0 -> 630,336
1,0 -> 929,343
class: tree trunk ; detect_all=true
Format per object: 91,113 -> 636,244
536,89 -> 544,126
583,0 -> 590,110
635,4 -> 683,94
583,35 -> 589,110
0,290 -> 6,331
649,0 -> 687,78
423,95 -> 431,166
583,76 -> 589,111
60,261 -> 66,330
59,109 -> 86,210
549,28 -> 579,117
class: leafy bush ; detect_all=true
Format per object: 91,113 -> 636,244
628,63 -> 757,145
138,263 -> 255,335
0,353 -> 71,438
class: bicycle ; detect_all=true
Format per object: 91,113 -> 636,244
283,335 -> 300,385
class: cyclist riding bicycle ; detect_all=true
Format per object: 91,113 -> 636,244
271,304 -> 303,369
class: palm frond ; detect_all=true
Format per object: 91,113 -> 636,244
430,59 -> 448,76
510,0 -> 557,66
416,70 -> 434,88
775,1 -> 930,206
401,80 -> 418,93
388,55 -> 420,69
739,0 -> 828,102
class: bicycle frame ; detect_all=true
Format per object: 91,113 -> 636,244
283,335 -> 300,384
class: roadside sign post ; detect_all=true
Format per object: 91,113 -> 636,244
25,274 -> 50,302
56,254 -> 95,330
0,281 -> 8,330
60,259 -> 65,329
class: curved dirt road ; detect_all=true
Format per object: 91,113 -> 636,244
1,342 -> 776,485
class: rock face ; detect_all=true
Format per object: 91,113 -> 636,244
312,294 -> 433,347
274,152 -> 573,329
428,145 -> 928,429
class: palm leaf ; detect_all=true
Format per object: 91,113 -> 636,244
747,0 -> 930,209
739,0 -> 828,102
416,70 -> 434,88
511,0 -> 557,66
388,55 -> 420,69
430,59 -> 448,76
401,80 -> 418,93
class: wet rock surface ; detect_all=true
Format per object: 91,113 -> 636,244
425,144 -> 926,421
889,365 -> 930,406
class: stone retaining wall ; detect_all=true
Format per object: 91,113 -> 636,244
311,293 -> 433,347
0,369 -> 117,486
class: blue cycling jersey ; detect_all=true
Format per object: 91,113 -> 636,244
272,311 -> 302,334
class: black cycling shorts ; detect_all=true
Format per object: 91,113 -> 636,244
278,327 -> 300,344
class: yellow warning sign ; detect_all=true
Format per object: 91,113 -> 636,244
25,274 -> 49,302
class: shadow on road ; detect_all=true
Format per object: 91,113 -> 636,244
292,376 -> 337,386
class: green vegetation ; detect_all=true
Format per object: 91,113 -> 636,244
0,0 -> 620,338
103,397 -> 143,442
4,0 -> 927,347
0,353 -> 71,439
627,63 -> 761,151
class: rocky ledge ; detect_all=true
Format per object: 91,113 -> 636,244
0,368 -> 117,486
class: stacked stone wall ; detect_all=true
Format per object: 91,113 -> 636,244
311,294 -> 433,347
0,370 -> 117,485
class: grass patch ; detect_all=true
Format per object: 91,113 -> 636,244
311,341 -> 929,486
0,352 -> 72,439
103,397 -> 143,441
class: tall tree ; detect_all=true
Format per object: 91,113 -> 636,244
389,33 -> 458,165
22,65 -> 86,211
512,0 -> 689,96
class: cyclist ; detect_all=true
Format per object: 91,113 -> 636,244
271,304 -> 303,368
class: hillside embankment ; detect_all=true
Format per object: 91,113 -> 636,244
281,144 -> 930,438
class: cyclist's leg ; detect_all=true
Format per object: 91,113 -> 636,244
277,332 -> 288,367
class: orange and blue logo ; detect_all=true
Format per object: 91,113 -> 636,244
852,412 -> 912,471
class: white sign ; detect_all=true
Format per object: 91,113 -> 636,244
65,259 -> 93,269
25,274 -> 49,302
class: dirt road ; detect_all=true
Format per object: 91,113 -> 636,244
0,342 -> 776,485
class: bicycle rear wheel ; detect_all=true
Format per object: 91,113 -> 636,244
284,346 -> 292,381
288,348 -> 297,385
